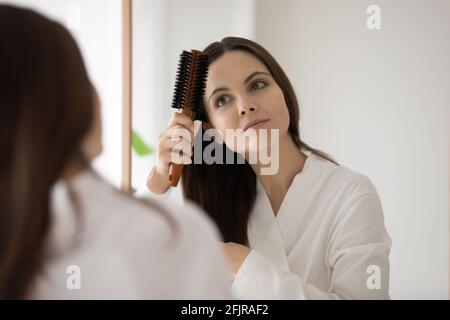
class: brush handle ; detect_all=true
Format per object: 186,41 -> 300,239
169,107 -> 193,187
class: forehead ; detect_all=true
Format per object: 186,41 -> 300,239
206,50 -> 270,85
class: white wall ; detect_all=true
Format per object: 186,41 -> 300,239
255,0 -> 449,299
1,0 -> 124,187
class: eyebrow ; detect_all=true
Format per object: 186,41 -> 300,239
208,71 -> 270,104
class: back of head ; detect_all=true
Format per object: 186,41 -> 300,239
0,5 -> 94,299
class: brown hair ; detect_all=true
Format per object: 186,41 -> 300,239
0,5 -> 174,299
182,37 -> 338,245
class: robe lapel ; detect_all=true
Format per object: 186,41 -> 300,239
247,179 -> 290,271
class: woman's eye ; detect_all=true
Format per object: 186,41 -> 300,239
216,95 -> 232,108
251,80 -> 267,91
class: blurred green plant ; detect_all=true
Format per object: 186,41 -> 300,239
132,129 -> 154,156
131,129 -> 154,194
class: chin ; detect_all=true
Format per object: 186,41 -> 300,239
244,135 -> 273,156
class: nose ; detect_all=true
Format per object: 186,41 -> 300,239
238,103 -> 257,116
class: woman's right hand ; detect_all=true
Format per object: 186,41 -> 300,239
146,112 -> 196,194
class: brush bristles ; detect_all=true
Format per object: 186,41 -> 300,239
171,50 -> 209,120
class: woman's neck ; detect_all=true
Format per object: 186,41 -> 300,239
249,134 -> 307,216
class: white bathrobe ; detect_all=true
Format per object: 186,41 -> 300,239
147,151 -> 392,300
233,152 -> 392,299
30,170 -> 232,299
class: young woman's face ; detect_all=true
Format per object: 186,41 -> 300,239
204,50 -> 290,155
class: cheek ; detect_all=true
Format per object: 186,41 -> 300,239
266,89 -> 290,134
208,108 -> 240,133
279,101 -> 290,133
207,112 -> 245,153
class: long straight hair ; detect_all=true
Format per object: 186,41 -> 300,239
182,37 -> 338,245
0,5 -> 175,299
0,5 -> 95,299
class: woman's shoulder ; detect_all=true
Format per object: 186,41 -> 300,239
69,170 -> 222,246
310,155 -> 389,242
44,174 -> 229,299
310,153 -> 380,201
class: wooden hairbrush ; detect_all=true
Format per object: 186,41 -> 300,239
169,49 -> 209,187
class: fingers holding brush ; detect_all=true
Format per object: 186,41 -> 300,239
168,112 -> 194,134
162,138 -> 192,165
147,118 -> 195,194
167,124 -> 194,146
157,130 -> 192,172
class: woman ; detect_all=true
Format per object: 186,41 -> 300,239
148,37 -> 392,299
0,5 -> 231,299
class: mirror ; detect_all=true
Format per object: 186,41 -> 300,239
130,0 -> 256,194
130,0 -> 449,299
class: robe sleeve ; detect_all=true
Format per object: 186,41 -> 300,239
232,193 -> 392,299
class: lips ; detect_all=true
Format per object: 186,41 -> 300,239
244,118 -> 270,131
